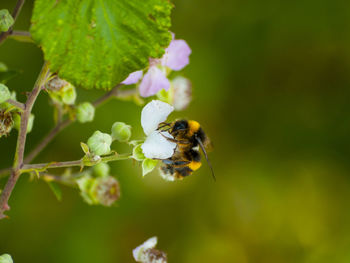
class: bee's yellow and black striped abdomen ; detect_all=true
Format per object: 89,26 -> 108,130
188,161 -> 202,171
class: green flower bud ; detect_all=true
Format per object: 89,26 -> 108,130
0,62 -> 8,72
13,113 -> 34,133
92,176 -> 120,206
87,131 -> 112,156
47,77 -> 76,105
93,162 -> 110,177
76,102 -> 95,123
0,109 -> 13,138
132,144 -> 145,161
111,122 -> 131,142
0,10 -> 14,32
61,83 -> 76,105
142,158 -> 158,177
0,254 -> 13,263
0,84 -> 11,104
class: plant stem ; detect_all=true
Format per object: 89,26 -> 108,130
0,62 -> 50,219
8,31 -> 33,43
21,153 -> 132,173
0,0 -> 26,45
24,84 -> 125,164
6,99 -> 25,111
92,84 -> 122,107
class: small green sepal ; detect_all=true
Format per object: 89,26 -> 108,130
132,144 -> 146,161
80,142 -> 90,154
142,158 -> 158,177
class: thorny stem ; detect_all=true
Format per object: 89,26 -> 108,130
0,0 -> 26,45
0,62 -> 50,219
6,99 -> 25,111
21,153 -> 132,173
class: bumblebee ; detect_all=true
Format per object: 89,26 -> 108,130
158,120 -> 215,181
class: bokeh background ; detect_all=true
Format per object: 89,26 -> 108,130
1,0 -> 350,262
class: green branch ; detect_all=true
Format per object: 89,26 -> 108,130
21,153 -> 132,174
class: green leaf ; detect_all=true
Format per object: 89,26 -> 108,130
47,181 -> 62,201
30,0 -> 173,90
142,158 -> 158,176
0,70 -> 20,84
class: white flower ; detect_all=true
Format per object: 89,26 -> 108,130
140,100 -> 176,159
133,237 -> 167,263
133,237 -> 158,261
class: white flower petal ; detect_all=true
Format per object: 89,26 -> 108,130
141,100 -> 174,136
141,131 -> 176,159
133,237 -> 158,262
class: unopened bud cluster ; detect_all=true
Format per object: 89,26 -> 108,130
0,109 -> 13,138
0,83 -> 33,138
85,122 -> 132,156
76,163 -> 120,206
46,76 -> 77,105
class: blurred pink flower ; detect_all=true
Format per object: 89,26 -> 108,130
139,67 -> 170,97
121,70 -> 143,85
161,38 -> 191,70
121,34 -> 191,97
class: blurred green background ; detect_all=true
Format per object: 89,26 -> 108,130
2,0 -> 350,262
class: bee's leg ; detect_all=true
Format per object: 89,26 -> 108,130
157,122 -> 171,131
159,132 -> 191,144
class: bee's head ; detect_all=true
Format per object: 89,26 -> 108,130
171,120 -> 189,134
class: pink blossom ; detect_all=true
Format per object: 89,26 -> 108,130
161,39 -> 191,71
121,33 -> 191,98
122,70 -> 143,85
139,67 -> 170,97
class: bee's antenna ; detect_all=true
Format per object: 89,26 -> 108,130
196,135 -> 216,182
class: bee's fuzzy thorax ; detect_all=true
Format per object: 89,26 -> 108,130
188,120 -> 200,137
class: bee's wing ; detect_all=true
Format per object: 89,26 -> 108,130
204,136 -> 214,152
